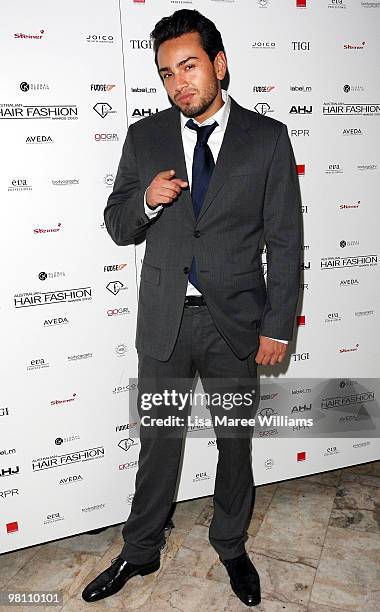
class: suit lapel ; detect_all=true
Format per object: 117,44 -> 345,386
197,98 -> 251,223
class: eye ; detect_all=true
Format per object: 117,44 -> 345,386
185,64 -> 194,71
163,73 -> 172,80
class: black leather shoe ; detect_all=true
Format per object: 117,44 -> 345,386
81,555 -> 160,602
221,552 -> 261,607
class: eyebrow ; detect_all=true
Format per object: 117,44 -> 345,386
158,56 -> 199,74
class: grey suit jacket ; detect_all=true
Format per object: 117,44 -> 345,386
104,97 -> 302,361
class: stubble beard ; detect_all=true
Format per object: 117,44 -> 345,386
173,77 -> 219,119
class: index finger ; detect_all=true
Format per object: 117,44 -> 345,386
157,169 -> 176,179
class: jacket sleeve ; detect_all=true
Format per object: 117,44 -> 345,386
104,124 -> 160,245
259,123 -> 302,341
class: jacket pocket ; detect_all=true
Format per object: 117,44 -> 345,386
141,262 -> 161,285
232,269 -> 265,289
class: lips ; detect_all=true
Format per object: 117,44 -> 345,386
177,92 -> 195,104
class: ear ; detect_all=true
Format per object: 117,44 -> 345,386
214,51 -> 227,82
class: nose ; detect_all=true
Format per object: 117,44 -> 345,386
174,72 -> 189,92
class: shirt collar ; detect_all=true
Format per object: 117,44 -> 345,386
181,89 -> 230,135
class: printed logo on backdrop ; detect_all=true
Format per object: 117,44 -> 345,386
38,270 -> 65,281
44,317 -> 69,327
8,178 -> 32,192
82,504 -> 106,513
0,407 -> 10,417
104,264 -> 127,272
113,383 -> 136,394
27,358 -> 50,371
0,449 -> 16,456
115,344 -> 128,356
339,200 -> 361,210
340,278 -> 359,286
321,255 -> 378,269
14,29 -> 45,40
0,466 -> 19,477
67,352 -> 93,362
51,393 -> 77,406
296,0 -> 307,7
290,105 -> 312,114
0,488 -> 19,499
292,353 -> 310,362
252,85 -> 275,93
34,222 -> 62,234
343,84 -> 364,93
297,164 -> 305,175
86,34 -> 114,43
343,41 -> 366,50
55,435 -> 80,446
43,512 -> 64,525
357,164 -> 378,172
93,103 -> 116,118
26,135 -> 53,144
131,108 -> 160,120
323,102 -> 379,115
118,438 -> 138,452
91,84 -> 116,92
59,475 -> 83,486
193,472 -> 210,483
325,312 -> 342,324
106,281 -> 127,295
290,85 -> 312,93
130,39 -> 152,49
291,41 -> 310,51
131,86 -> 156,94
252,41 -> 276,50
254,103 -> 273,116
104,173 -> 115,187
327,0 -> 348,8
107,307 -> 131,317
340,343 -> 359,354
32,447 -> 105,471
116,422 -> 137,431
264,458 -> 274,470
0,104 -> 78,120
325,163 -> 343,174
339,239 -> 360,248
258,0 -> 270,7
342,128 -> 363,136
14,287 -> 92,308
95,133 -> 119,142
119,461 -> 138,470
291,129 -> 310,137
51,178 -> 79,186
20,81 -> 49,92
355,309 -> 375,317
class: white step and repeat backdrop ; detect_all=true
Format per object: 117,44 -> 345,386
1,0 -> 379,554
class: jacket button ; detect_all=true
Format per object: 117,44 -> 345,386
194,230 -> 200,238
183,266 -> 189,274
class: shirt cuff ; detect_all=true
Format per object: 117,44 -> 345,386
144,188 -> 163,218
266,337 -> 288,344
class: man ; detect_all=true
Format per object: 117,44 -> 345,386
82,9 -> 301,607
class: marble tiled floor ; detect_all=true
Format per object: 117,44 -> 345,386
2,461 -> 379,611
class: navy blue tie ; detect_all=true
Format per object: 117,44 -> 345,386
186,119 -> 218,291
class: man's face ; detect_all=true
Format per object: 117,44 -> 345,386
157,31 -> 226,120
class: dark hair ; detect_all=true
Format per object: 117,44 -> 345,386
151,9 -> 225,68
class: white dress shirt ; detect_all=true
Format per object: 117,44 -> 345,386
143,90 -> 287,345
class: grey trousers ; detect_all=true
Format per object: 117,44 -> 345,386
121,302 -> 259,564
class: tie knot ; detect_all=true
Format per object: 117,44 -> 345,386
186,119 -> 218,145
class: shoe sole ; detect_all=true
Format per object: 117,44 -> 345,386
82,558 -> 160,602
230,580 -> 261,607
